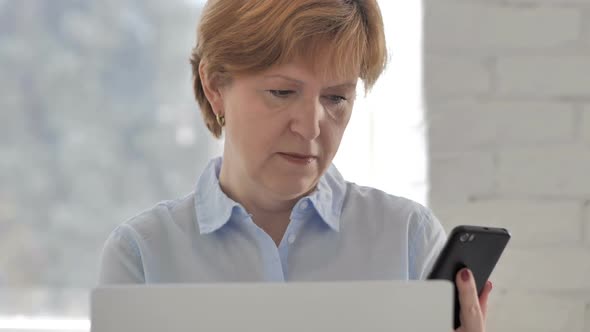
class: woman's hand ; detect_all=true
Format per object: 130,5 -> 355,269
454,268 -> 493,332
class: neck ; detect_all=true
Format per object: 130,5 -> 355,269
218,158 -> 296,246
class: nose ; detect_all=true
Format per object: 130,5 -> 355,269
289,97 -> 322,141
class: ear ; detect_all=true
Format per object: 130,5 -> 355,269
199,62 -> 224,116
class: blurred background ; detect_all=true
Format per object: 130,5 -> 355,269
0,0 -> 212,330
1,0 -> 589,331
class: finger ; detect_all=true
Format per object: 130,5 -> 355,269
455,268 -> 484,332
478,281 -> 493,321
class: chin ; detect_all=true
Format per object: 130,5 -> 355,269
268,176 -> 317,200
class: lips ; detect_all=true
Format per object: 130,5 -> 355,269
278,152 -> 317,165
280,152 -> 316,159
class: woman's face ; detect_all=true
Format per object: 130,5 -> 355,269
219,58 -> 358,201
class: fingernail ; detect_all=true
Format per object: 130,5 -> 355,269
461,269 -> 470,282
488,281 -> 493,290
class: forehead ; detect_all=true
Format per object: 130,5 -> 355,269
229,34 -> 363,88
268,62 -> 358,87
253,55 -> 360,87
291,41 -> 362,83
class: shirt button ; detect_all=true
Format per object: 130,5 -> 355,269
300,201 -> 309,210
287,234 -> 296,244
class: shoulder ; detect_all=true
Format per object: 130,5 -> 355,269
343,182 -> 437,226
341,182 -> 445,244
99,193 -> 197,284
109,192 -> 197,245
338,182 -> 446,279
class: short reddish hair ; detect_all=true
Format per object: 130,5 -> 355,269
190,0 -> 387,138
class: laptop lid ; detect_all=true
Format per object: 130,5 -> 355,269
91,281 -> 452,332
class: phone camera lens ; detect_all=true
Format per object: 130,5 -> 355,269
460,233 -> 470,242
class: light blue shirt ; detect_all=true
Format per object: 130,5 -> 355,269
98,157 -> 446,284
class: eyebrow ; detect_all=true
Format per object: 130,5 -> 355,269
263,74 -> 357,89
326,82 -> 357,90
263,74 -> 303,85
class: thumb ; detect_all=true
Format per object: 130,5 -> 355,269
455,268 -> 484,332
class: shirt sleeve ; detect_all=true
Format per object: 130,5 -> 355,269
98,224 -> 145,284
408,206 -> 447,280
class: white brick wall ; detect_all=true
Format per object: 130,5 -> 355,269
487,292 -> 585,332
503,0 -> 590,4
583,106 -> 590,144
435,200 -> 582,248
429,152 -> 495,205
425,56 -> 491,98
424,0 -> 590,331
497,56 -> 590,97
498,146 -> 590,197
429,100 -> 576,152
425,3 -> 580,51
492,248 -> 590,291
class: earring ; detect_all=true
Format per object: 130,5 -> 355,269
216,113 -> 225,127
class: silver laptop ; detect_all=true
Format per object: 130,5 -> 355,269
91,281 -> 452,332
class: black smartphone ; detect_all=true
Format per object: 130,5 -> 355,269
427,225 -> 511,329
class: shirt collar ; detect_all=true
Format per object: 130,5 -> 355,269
194,157 -> 347,234
301,163 -> 346,232
194,157 -> 248,234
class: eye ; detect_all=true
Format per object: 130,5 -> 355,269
268,90 -> 295,98
325,95 -> 347,104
